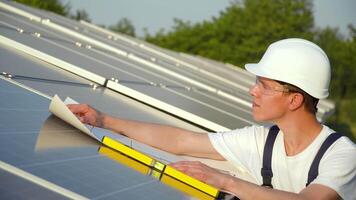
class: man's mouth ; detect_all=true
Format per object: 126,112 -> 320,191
252,102 -> 260,108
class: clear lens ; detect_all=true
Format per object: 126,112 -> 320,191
254,78 -> 288,95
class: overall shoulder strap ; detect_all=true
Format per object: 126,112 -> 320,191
261,125 -> 279,188
306,132 -> 343,186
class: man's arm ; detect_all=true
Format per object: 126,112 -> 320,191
226,177 -> 340,200
171,161 -> 340,200
67,104 -> 224,160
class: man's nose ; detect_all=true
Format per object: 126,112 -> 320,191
249,84 -> 259,97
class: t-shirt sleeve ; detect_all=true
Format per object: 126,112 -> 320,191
311,137 -> 356,200
208,125 -> 268,173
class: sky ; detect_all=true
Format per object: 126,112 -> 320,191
62,0 -> 356,37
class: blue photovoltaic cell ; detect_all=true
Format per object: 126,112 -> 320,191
0,78 -> 194,199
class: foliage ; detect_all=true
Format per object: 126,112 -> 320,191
316,26 -> 356,141
146,0 -> 314,66
14,0 -> 70,16
109,18 -> 136,37
69,9 -> 91,22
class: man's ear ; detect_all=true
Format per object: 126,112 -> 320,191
288,93 -> 304,111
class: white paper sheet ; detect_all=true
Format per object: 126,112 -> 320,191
49,94 -> 98,141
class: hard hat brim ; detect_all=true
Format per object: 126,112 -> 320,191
245,63 -> 272,80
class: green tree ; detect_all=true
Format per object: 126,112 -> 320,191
70,9 -> 91,22
14,0 -> 70,16
146,0 -> 314,66
315,26 -> 356,140
109,18 -> 136,37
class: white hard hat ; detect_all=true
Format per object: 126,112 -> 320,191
245,38 -> 331,99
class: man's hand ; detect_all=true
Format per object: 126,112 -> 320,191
171,161 -> 341,200
170,161 -> 232,190
67,104 -> 105,128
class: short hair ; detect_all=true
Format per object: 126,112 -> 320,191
276,81 -> 319,114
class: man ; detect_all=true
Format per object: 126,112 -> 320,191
68,38 -> 355,199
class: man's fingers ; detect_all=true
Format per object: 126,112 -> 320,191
170,161 -> 206,173
79,116 -> 85,123
67,104 -> 89,115
67,104 -> 81,113
171,161 -> 202,166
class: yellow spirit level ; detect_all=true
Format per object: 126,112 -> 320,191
101,136 -> 220,198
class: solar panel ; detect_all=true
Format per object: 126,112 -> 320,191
0,77 -> 209,199
0,168 -> 69,200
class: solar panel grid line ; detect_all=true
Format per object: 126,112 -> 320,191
92,180 -> 157,200
136,43 -> 253,94
195,68 -> 250,92
0,75 -> 51,100
0,0 -> 51,21
193,89 -> 252,114
0,19 -> 24,32
225,63 -> 256,77
178,53 -> 255,84
180,55 -> 252,92
123,43 -> 253,105
87,47 -> 173,86
127,53 -> 218,93
164,87 -> 254,125
0,35 -> 107,86
151,58 -> 251,98
217,90 -> 252,108
32,33 -> 144,86
79,20 -> 149,49
0,1 -> 40,22
40,19 -> 128,57
169,86 -> 251,117
86,44 -> 221,96
80,20 -> 138,46
0,160 -> 89,200
82,30 -> 151,60
178,53 -> 255,88
8,1 -> 92,37
106,80 -> 230,132
0,10 -> 81,48
18,154 -> 101,169
138,44 -> 253,95
103,45 -> 251,106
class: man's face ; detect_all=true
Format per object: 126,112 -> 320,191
249,77 -> 290,122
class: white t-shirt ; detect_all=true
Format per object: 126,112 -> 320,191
208,125 -> 356,199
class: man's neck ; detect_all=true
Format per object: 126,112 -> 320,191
276,113 -> 322,156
